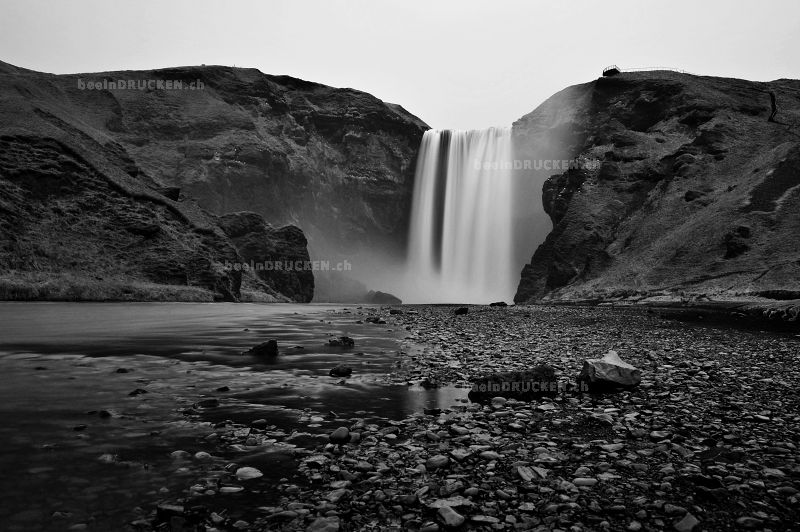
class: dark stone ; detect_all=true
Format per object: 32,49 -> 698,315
365,317 -> 386,324
245,339 -> 279,357
215,386 -> 230,392
328,336 -> 355,347
329,365 -> 353,377
468,365 -> 558,401
489,301 -> 508,307
329,426 -> 351,445
197,398 -> 219,408
129,388 -> 148,396
389,309 -> 403,315
454,307 -> 469,316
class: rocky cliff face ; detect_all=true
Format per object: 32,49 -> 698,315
54,64 -> 426,265
514,72 -> 800,303
0,61 -> 322,302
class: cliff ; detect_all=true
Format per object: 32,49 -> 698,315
513,71 -> 800,304
0,60 -> 329,302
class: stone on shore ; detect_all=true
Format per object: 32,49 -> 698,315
468,364 -> 558,401
673,513 -> 699,531
578,350 -> 641,390
437,506 -> 465,528
307,516 -> 340,531
235,466 -> 263,480
329,426 -> 350,445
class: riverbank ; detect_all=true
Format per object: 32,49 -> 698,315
2,303 -> 798,531
228,304 -> 800,531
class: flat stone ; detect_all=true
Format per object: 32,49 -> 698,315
437,506 -> 465,528
673,513 -> 699,532
426,455 -> 450,470
235,466 -> 263,480
307,516 -> 340,532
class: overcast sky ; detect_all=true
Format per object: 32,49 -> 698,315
2,0 -> 798,130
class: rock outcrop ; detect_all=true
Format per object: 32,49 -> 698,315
218,211 -> 313,302
514,72 -> 800,303
1,61 -> 428,270
0,60 -> 317,301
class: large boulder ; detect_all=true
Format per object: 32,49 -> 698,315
468,365 -> 559,401
218,212 -> 314,302
578,350 -> 641,390
245,339 -> 279,357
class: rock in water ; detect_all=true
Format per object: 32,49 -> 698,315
244,339 -> 278,357
329,426 -> 351,445
329,365 -> 353,377
328,336 -> 355,347
454,307 -> 468,316
578,350 -> 641,390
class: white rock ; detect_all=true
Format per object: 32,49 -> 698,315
235,466 -> 263,480
579,350 -> 641,388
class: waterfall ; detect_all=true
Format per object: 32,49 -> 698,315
404,127 -> 516,303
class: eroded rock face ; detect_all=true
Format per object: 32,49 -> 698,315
514,72 -> 800,303
0,63 -> 320,302
0,135 -> 244,301
218,212 -> 314,302
79,65 -> 426,262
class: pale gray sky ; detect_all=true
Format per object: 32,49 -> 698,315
2,0 -> 798,129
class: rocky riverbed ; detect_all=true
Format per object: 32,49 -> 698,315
146,304 -> 800,532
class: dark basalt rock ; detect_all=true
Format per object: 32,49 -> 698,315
329,426 -> 351,445
244,339 -> 279,357
328,336 -> 355,347
329,365 -> 353,377
454,307 -> 469,316
489,301 -> 508,307
219,212 -> 314,303
468,365 -> 559,401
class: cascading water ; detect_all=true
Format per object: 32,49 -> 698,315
404,127 -> 516,303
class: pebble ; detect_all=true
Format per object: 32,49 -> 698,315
437,506 -> 465,528
235,466 -> 263,480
